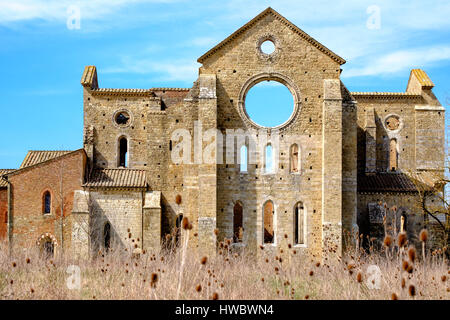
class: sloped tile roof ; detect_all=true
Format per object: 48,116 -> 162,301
411,69 -> 434,88
0,169 -> 15,187
89,87 -> 189,96
20,151 -> 72,169
84,168 -> 147,188
358,173 -> 433,193
351,92 -> 421,98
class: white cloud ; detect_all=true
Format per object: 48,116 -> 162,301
343,46 -> 450,78
190,37 -> 218,47
0,0 -> 179,24
7,1 -> 448,82
103,56 -> 200,82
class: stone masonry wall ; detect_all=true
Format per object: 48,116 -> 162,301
88,189 -> 144,254
199,13 -> 342,256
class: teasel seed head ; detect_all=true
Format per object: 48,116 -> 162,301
407,265 -> 413,274
408,284 -> 416,297
398,232 -> 407,247
383,235 -> 393,248
357,272 -> 362,283
402,260 -> 409,271
150,273 -> 158,288
407,246 -> 416,262
419,229 -> 428,242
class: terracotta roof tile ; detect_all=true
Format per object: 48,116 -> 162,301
84,168 -> 147,188
20,151 -> 72,169
351,92 -> 421,97
0,169 -> 15,187
358,173 -> 433,193
411,69 -> 434,88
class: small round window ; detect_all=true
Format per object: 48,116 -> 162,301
385,115 -> 400,131
115,112 -> 130,126
260,40 -> 275,55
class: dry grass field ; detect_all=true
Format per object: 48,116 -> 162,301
0,229 -> 448,300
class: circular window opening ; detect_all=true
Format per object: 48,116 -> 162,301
260,40 -> 275,55
115,112 -> 130,126
385,115 -> 400,131
245,81 -> 294,128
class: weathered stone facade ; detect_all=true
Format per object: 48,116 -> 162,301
1,8 -> 447,257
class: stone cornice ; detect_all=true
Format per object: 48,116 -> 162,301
89,87 -> 189,97
351,92 -> 421,100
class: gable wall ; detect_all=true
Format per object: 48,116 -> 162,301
8,151 -> 86,251
199,14 -> 342,254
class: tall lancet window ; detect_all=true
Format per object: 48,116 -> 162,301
290,144 -> 299,173
389,138 -> 397,171
294,202 -> 305,245
233,202 -> 243,243
240,145 -> 248,172
43,191 -> 51,214
118,136 -> 128,167
265,144 -> 274,173
263,200 -> 274,244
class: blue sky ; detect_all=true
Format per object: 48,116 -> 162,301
0,0 -> 449,168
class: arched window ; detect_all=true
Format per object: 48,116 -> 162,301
263,200 -> 274,244
40,238 -> 54,259
400,212 -> 407,233
104,223 -> 111,251
290,144 -> 299,173
43,240 -> 54,258
240,145 -> 248,172
43,191 -> 51,214
265,144 -> 274,173
294,202 -> 305,245
389,139 -> 397,171
118,136 -> 128,167
233,202 -> 243,243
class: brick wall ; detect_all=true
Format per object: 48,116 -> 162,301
8,150 -> 86,251
0,188 -> 7,239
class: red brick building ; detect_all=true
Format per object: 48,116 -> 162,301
0,169 -> 14,240
1,150 -> 86,254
